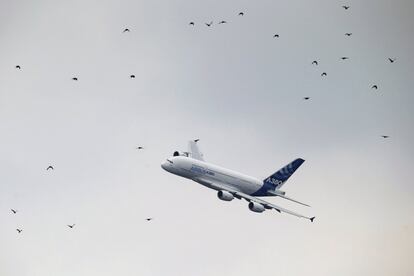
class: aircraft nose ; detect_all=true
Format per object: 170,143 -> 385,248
161,161 -> 168,171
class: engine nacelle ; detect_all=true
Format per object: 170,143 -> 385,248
217,190 -> 234,201
248,202 -> 265,213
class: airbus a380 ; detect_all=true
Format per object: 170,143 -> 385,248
161,141 -> 315,222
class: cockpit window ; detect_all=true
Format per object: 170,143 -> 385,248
167,159 -> 173,164
173,151 -> 180,157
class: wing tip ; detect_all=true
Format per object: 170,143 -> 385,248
310,216 -> 315,222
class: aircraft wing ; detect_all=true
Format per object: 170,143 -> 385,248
188,140 -> 204,161
197,179 -> 315,222
232,190 -> 315,222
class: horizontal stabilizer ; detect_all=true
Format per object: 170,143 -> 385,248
267,190 -> 310,207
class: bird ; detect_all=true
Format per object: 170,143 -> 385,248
371,85 -> 378,90
130,74 -> 135,78
345,33 -> 352,36
342,5 -> 350,10
381,135 -> 389,139
194,139 -> 200,142
205,21 -> 213,27
321,72 -> 327,77
388,58 -> 396,63
341,57 -> 349,60
67,224 -> 75,229
273,34 -> 280,38
136,146 -> 144,150
15,65 -> 21,69
146,218 -> 153,221
11,209 -> 17,214
311,60 -> 318,65
218,20 -> 227,24
303,97 -> 310,100
123,28 -> 130,33
189,22 -> 195,26
72,77 -> 78,81
238,12 -> 244,16
16,229 -> 23,233
46,165 -> 54,170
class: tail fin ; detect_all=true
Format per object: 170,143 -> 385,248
264,158 -> 305,190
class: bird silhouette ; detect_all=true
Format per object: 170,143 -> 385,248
67,224 -> 75,228
11,209 -> 17,214
341,57 -> 349,60
345,33 -> 352,36
189,22 -> 195,26
342,5 -> 350,10
273,34 -> 280,38
146,218 -> 153,221
321,72 -> 327,76
312,60 -> 318,65
136,146 -> 144,150
72,77 -> 78,81
218,20 -> 227,24
194,139 -> 200,142
123,28 -> 130,33
205,21 -> 213,27
371,85 -> 378,90
46,165 -> 54,170
15,65 -> 21,69
16,229 -> 23,233
303,97 -> 310,100
381,135 -> 389,138
388,58 -> 396,63
238,12 -> 244,16
130,74 -> 135,78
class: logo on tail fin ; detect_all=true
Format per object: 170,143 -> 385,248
264,158 -> 305,189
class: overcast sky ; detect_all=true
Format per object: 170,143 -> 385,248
1,0 -> 413,275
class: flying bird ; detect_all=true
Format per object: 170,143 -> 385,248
303,97 -> 310,100
130,74 -> 135,78
342,5 -> 350,10
194,139 -> 200,142
345,33 -> 352,36
381,135 -> 389,138
136,146 -> 144,150
15,65 -> 21,69
146,218 -> 153,221
311,60 -> 318,65
72,77 -> 78,81
341,57 -> 349,60
238,12 -> 244,16
371,85 -> 378,90
46,165 -> 54,170
273,34 -> 280,38
218,20 -> 227,24
189,22 -> 194,26
205,21 -> 213,27
16,229 -> 23,233
388,58 -> 396,63
11,209 -> 17,214
321,72 -> 327,77
123,28 -> 130,33
67,224 -> 75,229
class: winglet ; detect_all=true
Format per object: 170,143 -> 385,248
310,217 -> 315,222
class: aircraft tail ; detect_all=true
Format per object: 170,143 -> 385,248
264,158 -> 305,190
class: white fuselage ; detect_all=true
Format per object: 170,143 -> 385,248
161,156 -> 263,195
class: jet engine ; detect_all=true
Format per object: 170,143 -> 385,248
217,190 -> 234,201
248,202 -> 265,213
173,151 -> 189,157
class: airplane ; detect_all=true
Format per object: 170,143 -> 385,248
161,141 -> 315,222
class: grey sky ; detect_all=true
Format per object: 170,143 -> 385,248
1,0 -> 413,275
